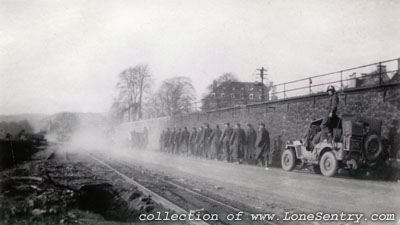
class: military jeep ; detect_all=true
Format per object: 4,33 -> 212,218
281,114 -> 385,177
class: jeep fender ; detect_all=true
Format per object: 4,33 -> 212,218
285,145 -> 300,158
316,143 -> 344,161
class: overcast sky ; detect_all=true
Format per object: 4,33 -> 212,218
1,0 -> 399,115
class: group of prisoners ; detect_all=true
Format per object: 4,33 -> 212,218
159,122 -> 271,166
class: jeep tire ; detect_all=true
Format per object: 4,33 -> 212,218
364,134 -> 382,163
320,151 -> 338,177
281,149 -> 296,171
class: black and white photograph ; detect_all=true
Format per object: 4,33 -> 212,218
1,0 -> 399,224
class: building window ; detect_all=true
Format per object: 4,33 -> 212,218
240,94 -> 244,99
232,87 -> 236,90
221,93 -> 225,97
211,93 -> 216,98
249,94 -> 254,99
259,94 -> 262,99
241,87 -> 244,91
230,93 -> 235,99
250,87 -> 254,91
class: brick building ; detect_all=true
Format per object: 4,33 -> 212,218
201,81 -> 269,110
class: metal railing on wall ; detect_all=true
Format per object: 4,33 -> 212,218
197,58 -> 400,111
141,58 -> 400,118
270,58 -> 399,100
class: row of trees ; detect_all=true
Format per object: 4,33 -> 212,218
110,64 -> 197,122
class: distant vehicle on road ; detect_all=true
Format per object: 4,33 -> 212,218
26,131 -> 48,147
281,115 -> 387,177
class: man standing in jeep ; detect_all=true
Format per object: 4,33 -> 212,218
323,85 -> 339,134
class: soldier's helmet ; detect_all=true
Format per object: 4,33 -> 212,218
326,85 -> 336,93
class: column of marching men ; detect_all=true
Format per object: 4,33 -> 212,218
159,122 -> 271,168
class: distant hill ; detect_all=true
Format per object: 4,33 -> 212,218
38,112 -> 110,141
0,113 -> 48,132
39,112 -> 108,130
0,112 -> 109,138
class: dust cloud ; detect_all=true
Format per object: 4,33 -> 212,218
67,125 -> 115,153
53,118 -> 163,163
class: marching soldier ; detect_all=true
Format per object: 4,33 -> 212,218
180,127 -> 190,156
159,130 -> 165,151
130,130 -> 140,149
129,130 -> 135,149
208,125 -> 222,160
230,123 -> 246,164
200,123 -> 212,158
189,127 -> 198,156
174,128 -> 182,154
164,128 -> 171,152
195,126 -> 204,157
245,123 -> 257,164
219,123 -> 233,162
169,128 -> 176,154
255,123 -> 270,168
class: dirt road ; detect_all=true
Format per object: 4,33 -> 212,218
103,149 -> 399,223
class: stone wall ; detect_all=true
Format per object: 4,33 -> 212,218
118,83 -> 400,164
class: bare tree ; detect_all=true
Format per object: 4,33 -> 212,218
142,93 -> 165,118
109,99 -> 126,123
155,77 -> 196,116
115,64 -> 152,121
218,72 -> 238,83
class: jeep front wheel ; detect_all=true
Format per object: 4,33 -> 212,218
281,149 -> 296,171
320,152 -> 338,177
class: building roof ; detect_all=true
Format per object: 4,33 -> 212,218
213,81 -> 268,92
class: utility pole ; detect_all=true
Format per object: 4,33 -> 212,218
257,67 -> 267,101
